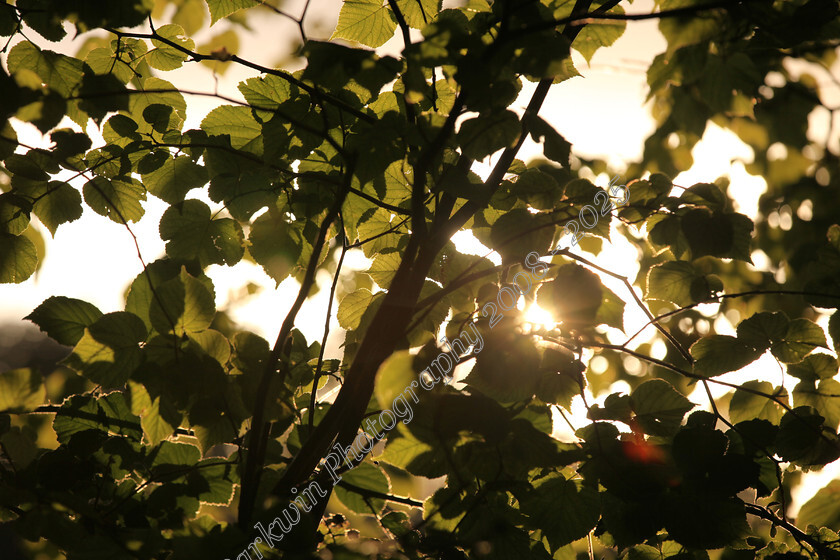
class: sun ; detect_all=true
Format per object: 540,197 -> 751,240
523,303 -> 558,331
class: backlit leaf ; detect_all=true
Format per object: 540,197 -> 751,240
159,199 -> 245,267
248,211 -> 302,284
0,369 -> 46,413
728,381 -> 787,425
26,295 -> 103,346
797,480 -> 840,530
7,41 -> 84,95
520,474 -> 601,550
129,380 -> 177,445
0,233 -> 38,284
691,335 -> 763,377
206,0 -> 259,24
147,24 -> 194,71
83,176 -> 146,223
338,288 -> 374,330
62,312 -> 147,388
631,379 -> 695,436
457,110 -> 520,160
143,156 -> 208,204
201,105 -> 263,154
334,462 -> 390,514
395,0 -> 440,28
332,0 -> 398,48
148,268 -> 216,336
771,318 -> 827,364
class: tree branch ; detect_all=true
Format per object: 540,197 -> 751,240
105,28 -> 374,124
238,165 -> 352,526
335,480 -> 423,507
308,238 -> 348,432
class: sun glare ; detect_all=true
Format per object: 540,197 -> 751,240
523,303 -> 557,330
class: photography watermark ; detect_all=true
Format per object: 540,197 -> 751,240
226,175 -> 629,559
551,175 -> 628,252
227,323 -> 485,559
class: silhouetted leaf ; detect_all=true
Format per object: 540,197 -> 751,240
26,295 -> 103,346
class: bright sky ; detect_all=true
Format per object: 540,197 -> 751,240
2,0 -> 839,514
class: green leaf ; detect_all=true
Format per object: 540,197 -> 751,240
538,264 -> 603,329
125,260 -> 211,331
53,392 -> 142,444
151,441 -> 201,473
797,479 -> 840,531
0,193 -> 32,236
149,268 -> 216,336
697,53 -> 760,115
572,5 -> 625,63
457,110 -> 520,160
368,252 -> 402,288
7,41 -> 84,96
332,0 -> 398,48
356,208 -> 403,258
146,24 -> 195,71
197,29 -> 240,75
596,284 -> 626,332
205,0 -> 258,24
238,74 -> 294,115
728,381 -> 787,425
128,380 -> 177,445
787,354 -> 838,382
0,233 -> 38,284
679,209 -> 753,262
62,312 -> 147,388
191,458 -> 237,504
395,0 -> 440,28
647,261 -> 701,306
5,152 -> 54,180
159,199 -> 244,267
128,77 -> 187,134
630,379 -> 694,436
247,211 -> 302,285
189,329 -> 231,364
83,176 -> 146,223
490,208 -> 554,265
0,5 -> 16,37
736,311 -> 788,353
142,156 -> 208,204
338,288 -> 374,330
201,105 -> 263,154
335,462 -> 390,514
658,0 -> 718,55
830,311 -> 840,354
208,168 -> 276,221
691,335 -> 763,377
375,350 -> 415,410
536,348 -> 585,410
527,115 -> 571,166
25,295 -> 103,346
15,180 -> 83,236
774,406 -> 840,466
793,379 -> 840,431
772,319 -> 827,364
0,368 -> 46,413
679,182 -> 727,212
506,168 -> 560,210
380,430 -> 445,477
85,42 -> 146,84
520,474 -> 601,550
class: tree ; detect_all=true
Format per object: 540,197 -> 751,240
1,0 -> 840,558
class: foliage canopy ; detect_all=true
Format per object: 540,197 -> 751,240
2,0 -> 840,559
